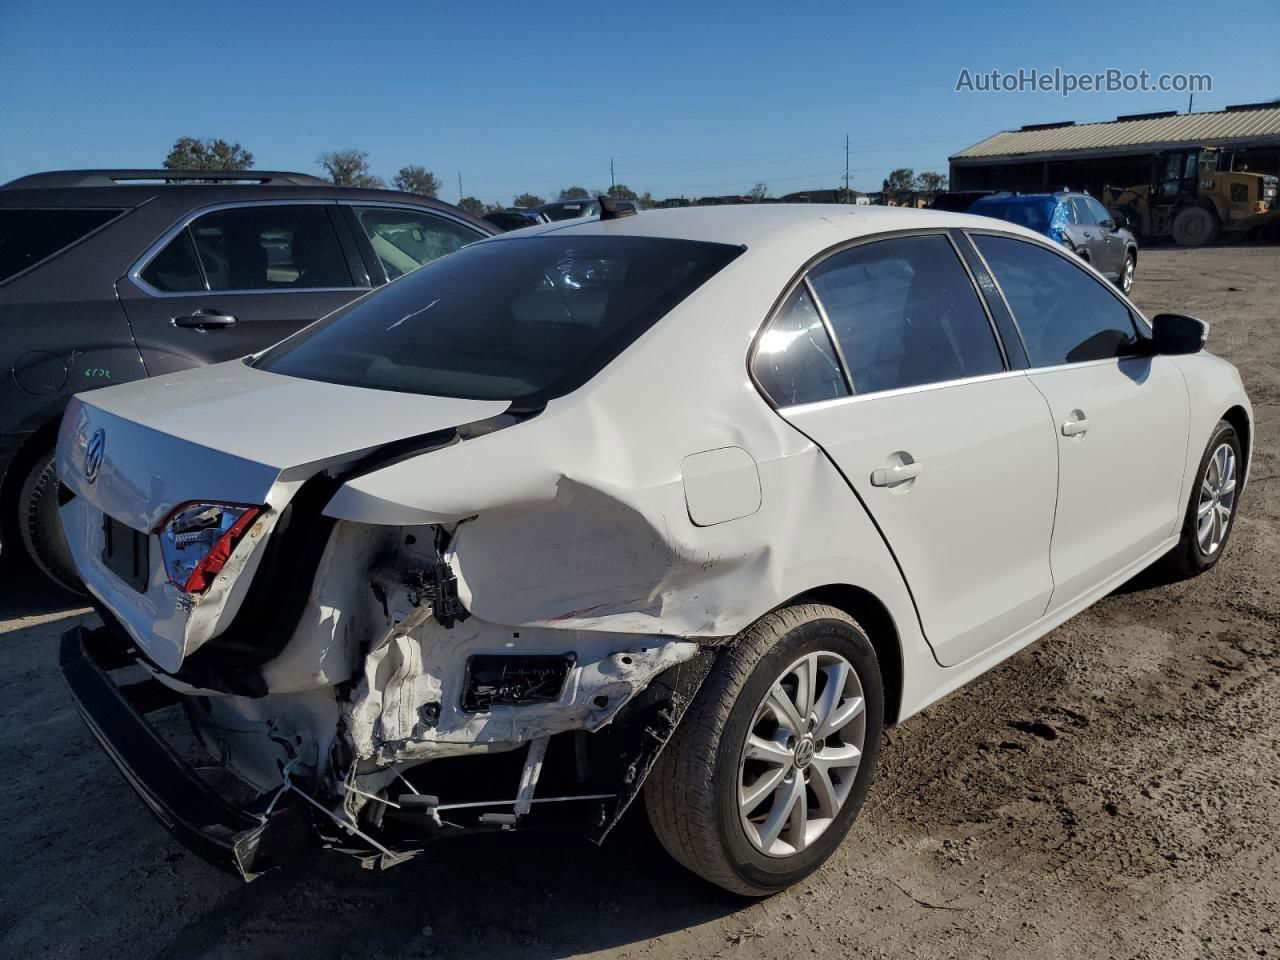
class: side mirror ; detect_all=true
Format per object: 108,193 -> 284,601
1151,313 -> 1208,355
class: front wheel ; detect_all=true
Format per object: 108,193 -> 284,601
1162,420 -> 1242,578
644,604 -> 883,895
1117,252 -> 1136,294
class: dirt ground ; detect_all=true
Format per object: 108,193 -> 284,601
1,245 -> 1277,960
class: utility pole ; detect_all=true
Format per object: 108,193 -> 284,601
610,157 -> 615,191
457,170 -> 463,201
844,134 -> 851,203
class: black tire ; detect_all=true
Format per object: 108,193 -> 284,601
1171,206 -> 1219,247
17,449 -> 83,594
644,603 -> 883,895
1162,420 -> 1241,578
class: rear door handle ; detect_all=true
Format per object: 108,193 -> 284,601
174,310 -> 237,330
1062,418 -> 1090,437
870,461 -> 923,487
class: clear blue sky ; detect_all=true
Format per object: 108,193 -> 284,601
1,0 -> 1275,203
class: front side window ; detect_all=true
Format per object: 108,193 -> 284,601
973,234 -> 1140,366
0,208 -> 122,283
806,234 -> 1004,394
255,235 -> 742,403
752,284 -> 847,407
354,207 -> 482,281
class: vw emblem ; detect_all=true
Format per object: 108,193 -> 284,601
793,736 -> 816,769
84,428 -> 106,484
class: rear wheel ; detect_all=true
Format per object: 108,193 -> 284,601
645,604 -> 883,895
1171,206 -> 1219,246
17,450 -> 83,594
1163,420 -> 1241,578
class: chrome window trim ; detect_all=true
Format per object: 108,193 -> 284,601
125,197 -> 482,299
748,227 -> 1013,410
778,367 -> 1030,414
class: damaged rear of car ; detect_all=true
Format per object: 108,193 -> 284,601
58,230 -> 761,879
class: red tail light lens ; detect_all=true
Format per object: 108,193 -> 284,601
159,502 -> 263,594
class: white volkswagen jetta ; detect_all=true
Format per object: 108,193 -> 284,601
57,203 -> 1251,895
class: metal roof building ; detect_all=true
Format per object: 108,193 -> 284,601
949,102 -> 1280,193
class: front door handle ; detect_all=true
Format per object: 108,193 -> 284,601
870,461 -> 923,487
174,309 -> 237,330
1062,418 -> 1090,437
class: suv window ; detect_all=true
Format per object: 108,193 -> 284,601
255,235 -> 742,403
1069,198 -> 1096,225
1085,197 -> 1113,226
0,208 -> 122,283
806,235 -> 1004,394
973,234 -> 1140,366
354,207 -> 481,281
752,284 -> 848,407
142,205 -> 354,293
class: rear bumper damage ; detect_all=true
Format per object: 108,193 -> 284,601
62,619 -> 719,880
59,625 -> 307,880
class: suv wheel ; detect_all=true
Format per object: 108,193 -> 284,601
1118,252 -> 1136,294
644,604 -> 883,895
18,450 -> 83,594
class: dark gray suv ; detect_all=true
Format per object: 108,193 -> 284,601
0,169 -> 494,590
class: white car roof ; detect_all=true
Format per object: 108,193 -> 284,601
486,203 -> 1044,250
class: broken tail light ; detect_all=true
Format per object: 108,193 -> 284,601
159,502 -> 262,594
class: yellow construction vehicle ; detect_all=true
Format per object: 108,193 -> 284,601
1103,147 -> 1279,246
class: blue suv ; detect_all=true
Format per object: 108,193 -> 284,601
968,191 -> 1138,294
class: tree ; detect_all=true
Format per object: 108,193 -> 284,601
916,171 -> 948,194
513,192 -> 545,209
393,165 -> 441,197
607,183 -> 638,202
318,149 -> 384,188
164,137 -> 253,171
747,181 -> 769,201
638,191 -> 655,209
559,186 -> 591,200
457,196 -> 486,216
881,168 -> 917,194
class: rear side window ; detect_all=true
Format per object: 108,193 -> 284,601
807,235 -> 1004,394
974,235 -> 1139,366
752,284 -> 848,407
0,208 -> 121,283
353,207 -> 481,281
255,235 -> 742,403
192,206 -> 351,291
140,205 -> 355,293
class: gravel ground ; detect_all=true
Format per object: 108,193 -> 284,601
1,245 -> 1277,960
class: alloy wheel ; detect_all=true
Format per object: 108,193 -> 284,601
1122,256 -> 1135,293
1196,442 -> 1237,555
738,651 -> 866,857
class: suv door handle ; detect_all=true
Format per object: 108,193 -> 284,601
1062,418 -> 1090,437
174,310 -> 237,330
870,461 -> 923,487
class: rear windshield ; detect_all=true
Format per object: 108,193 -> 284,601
0,208 -> 122,283
969,197 -> 1058,232
254,235 -> 742,404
